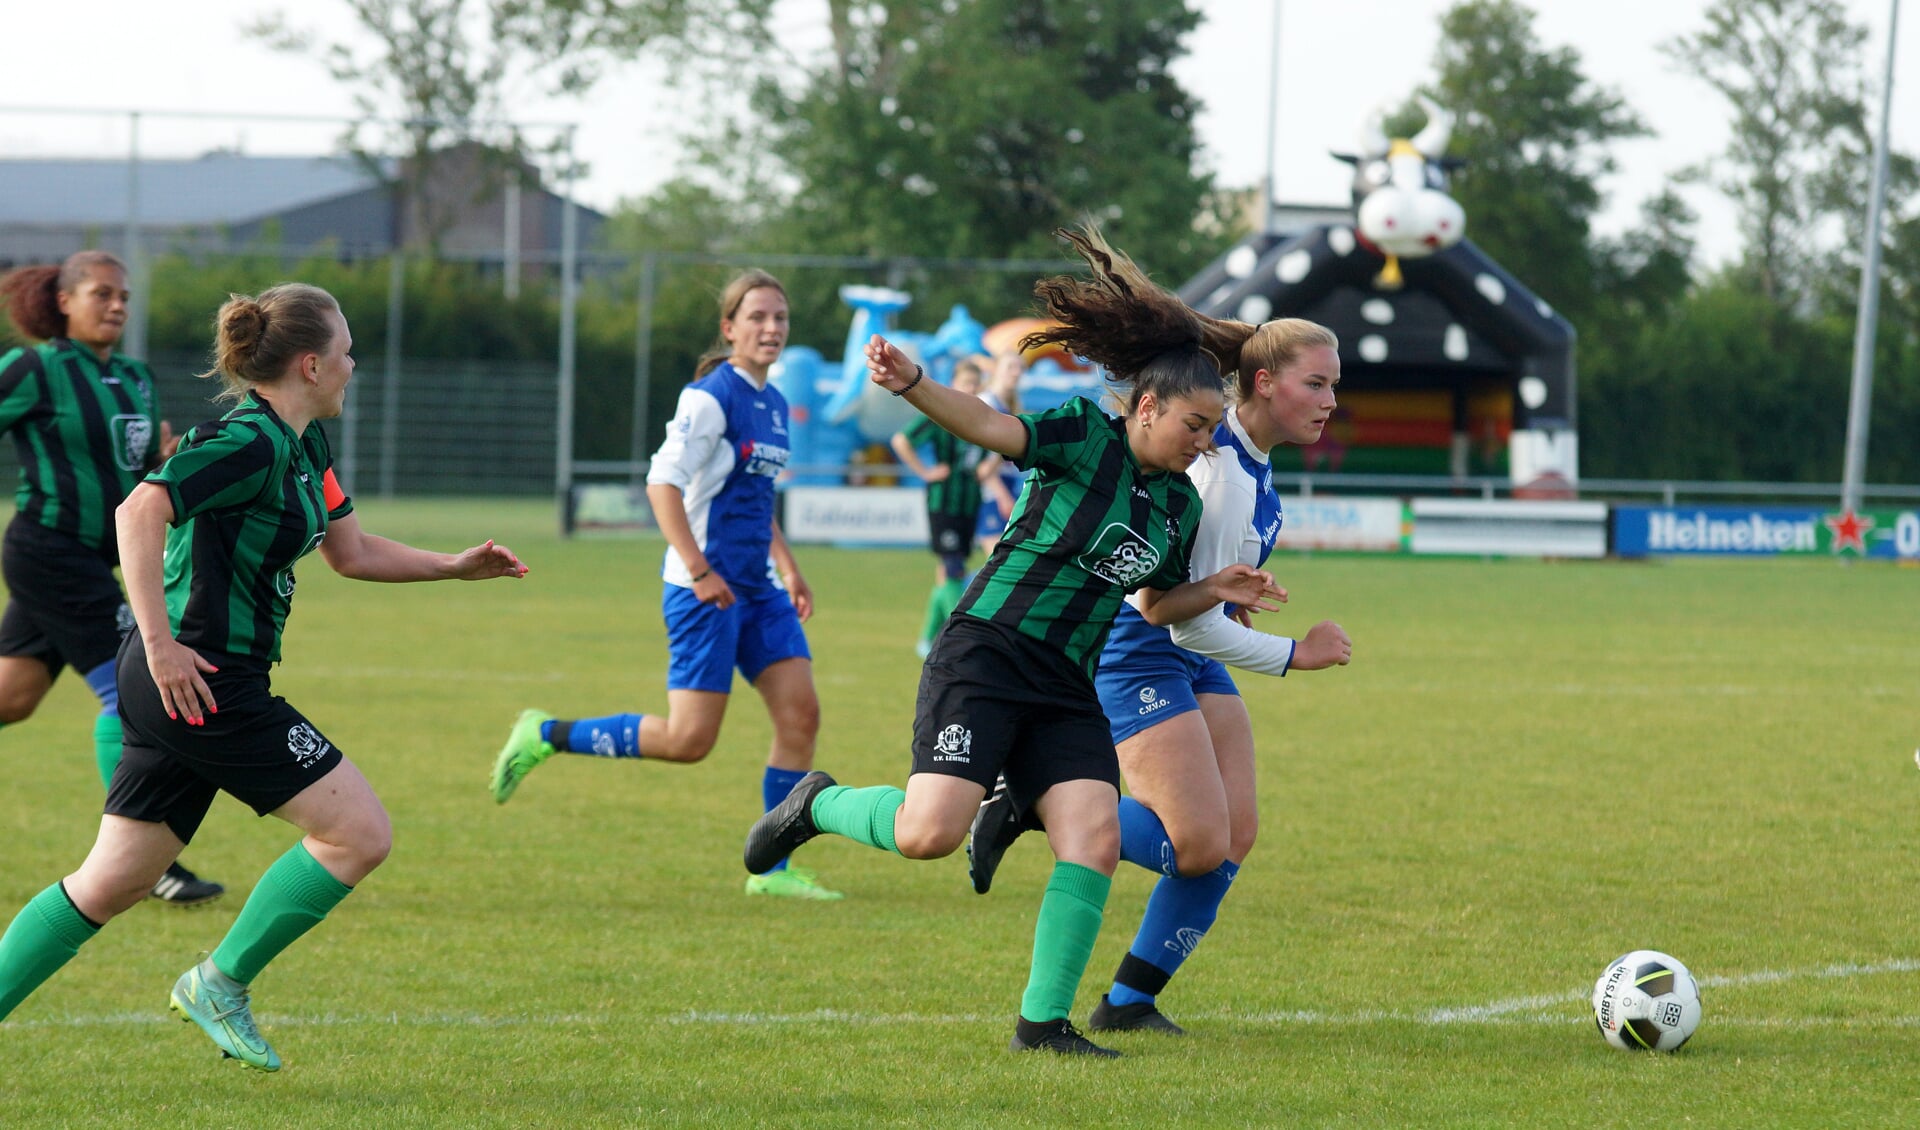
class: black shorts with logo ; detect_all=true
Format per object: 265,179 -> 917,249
0,518 -> 131,676
106,632 -> 344,843
911,615 -> 1119,819
928,513 -> 974,559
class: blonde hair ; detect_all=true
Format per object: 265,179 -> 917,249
203,284 -> 341,403
1233,319 -> 1339,400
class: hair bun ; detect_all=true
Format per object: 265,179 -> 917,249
221,298 -> 267,353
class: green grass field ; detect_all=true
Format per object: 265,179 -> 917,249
1,497 -> 1915,1128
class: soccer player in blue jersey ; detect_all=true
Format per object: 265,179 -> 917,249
0,283 -> 527,1069
741,228 -> 1288,1056
970,318 -> 1356,1036
491,269 -> 841,900
0,253 -> 224,905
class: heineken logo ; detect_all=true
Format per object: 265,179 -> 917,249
111,415 -> 152,471
1077,522 -> 1162,587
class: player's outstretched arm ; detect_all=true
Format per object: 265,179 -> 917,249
866,335 -> 1028,461
1137,564 -> 1285,627
318,512 -> 528,582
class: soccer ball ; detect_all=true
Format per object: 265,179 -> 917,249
1592,950 -> 1701,1052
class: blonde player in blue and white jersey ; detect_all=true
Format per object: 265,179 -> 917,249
969,318 -> 1356,1033
491,269 -> 840,900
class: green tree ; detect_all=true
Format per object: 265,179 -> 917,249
1414,0 -> 1649,329
679,0 -> 1220,328
1663,0 -> 1879,311
248,0 -> 740,252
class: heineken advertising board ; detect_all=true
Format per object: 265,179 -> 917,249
1614,505 -> 1920,559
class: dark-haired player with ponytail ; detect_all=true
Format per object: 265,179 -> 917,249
0,252 -> 222,905
0,283 -> 527,1070
741,228 -> 1285,1057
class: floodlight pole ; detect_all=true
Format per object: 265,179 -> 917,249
1841,0 -> 1901,514
1262,1 -> 1283,233
555,126 -> 580,533
124,111 -> 147,360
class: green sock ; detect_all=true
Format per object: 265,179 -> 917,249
210,843 -> 353,984
919,584 -> 947,645
808,785 -> 904,854
1019,862 -> 1112,1023
93,713 -> 123,790
932,578 -> 965,623
0,883 -> 101,1021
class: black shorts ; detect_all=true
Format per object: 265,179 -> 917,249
911,616 -> 1119,818
106,632 -> 344,843
928,513 -> 974,559
0,518 -> 131,676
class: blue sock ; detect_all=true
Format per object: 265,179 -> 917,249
761,767 -> 808,873
1117,796 -> 1177,877
1108,859 -> 1240,1007
543,714 -> 644,758
82,661 -> 118,713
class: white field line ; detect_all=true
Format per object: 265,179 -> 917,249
11,959 -> 1919,1032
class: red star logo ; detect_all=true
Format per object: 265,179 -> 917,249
1823,509 -> 1874,554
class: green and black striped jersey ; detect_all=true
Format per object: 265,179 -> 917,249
955,396 -> 1199,680
146,394 -> 353,666
0,339 -> 161,553
903,414 -> 988,519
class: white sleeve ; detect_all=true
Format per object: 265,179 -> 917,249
1163,456 -> 1297,676
646,387 -> 726,491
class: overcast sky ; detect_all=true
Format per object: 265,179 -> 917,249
2,0 -> 1912,268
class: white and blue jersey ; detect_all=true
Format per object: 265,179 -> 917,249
647,361 -> 792,595
1095,407 -> 1297,743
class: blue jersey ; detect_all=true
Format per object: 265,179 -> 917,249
646,362 -> 792,594
1100,407 -> 1297,678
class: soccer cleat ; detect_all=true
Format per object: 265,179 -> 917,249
744,866 -> 845,900
490,708 -> 556,804
966,775 -> 1029,895
1008,1018 -> 1121,1058
1089,993 -> 1187,1035
743,770 -> 836,874
149,862 -> 224,906
169,962 -> 281,1072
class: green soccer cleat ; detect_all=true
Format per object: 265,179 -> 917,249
491,709 -> 556,804
744,866 -> 845,901
169,962 -> 281,1072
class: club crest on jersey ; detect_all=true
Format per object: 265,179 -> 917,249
1077,523 -> 1162,587
286,722 -> 332,768
932,723 -> 972,763
111,415 -> 151,471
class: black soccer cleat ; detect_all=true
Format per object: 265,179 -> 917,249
1089,993 -> 1186,1035
966,775 -> 1030,895
1009,1018 -> 1121,1058
744,770 -> 836,875
149,862 -> 225,907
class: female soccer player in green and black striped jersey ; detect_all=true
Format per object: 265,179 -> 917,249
0,252 -> 224,906
745,228 -> 1285,1057
0,283 -> 528,1070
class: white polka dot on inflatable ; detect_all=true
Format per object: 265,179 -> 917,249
1358,334 -> 1389,363
1277,249 -> 1312,284
1225,246 -> 1258,279
1474,273 -> 1507,305
1535,298 -> 1555,319
1238,295 -> 1273,324
1519,376 -> 1549,410
1360,299 -> 1395,325
1327,227 -> 1356,256
1444,324 -> 1469,360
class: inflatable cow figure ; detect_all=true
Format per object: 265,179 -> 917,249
1334,96 -> 1466,289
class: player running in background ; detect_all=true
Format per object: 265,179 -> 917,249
741,228 -> 1285,1056
490,269 -> 842,901
0,283 -> 527,1069
0,252 -> 222,906
889,357 -> 1012,657
970,317 -> 1355,1036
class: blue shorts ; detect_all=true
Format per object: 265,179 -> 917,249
662,584 -> 811,693
976,470 -> 1026,538
1095,645 -> 1238,746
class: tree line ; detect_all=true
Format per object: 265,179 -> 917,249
72,0 -> 1920,485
